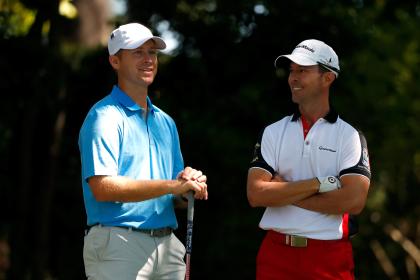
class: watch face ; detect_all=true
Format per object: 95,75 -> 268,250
327,176 -> 336,184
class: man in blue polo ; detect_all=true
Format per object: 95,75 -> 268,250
79,22 -> 208,280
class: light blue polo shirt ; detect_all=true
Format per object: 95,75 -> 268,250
79,85 -> 184,229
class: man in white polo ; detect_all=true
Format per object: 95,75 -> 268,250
247,39 -> 371,279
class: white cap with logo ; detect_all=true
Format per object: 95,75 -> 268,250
108,23 -> 166,55
274,39 -> 340,77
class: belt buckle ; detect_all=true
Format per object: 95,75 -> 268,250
289,235 -> 308,247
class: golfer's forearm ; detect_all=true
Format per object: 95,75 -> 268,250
247,178 -> 319,207
294,189 -> 366,215
88,175 -> 180,202
295,175 -> 370,214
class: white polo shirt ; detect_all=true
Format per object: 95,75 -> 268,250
249,109 -> 371,240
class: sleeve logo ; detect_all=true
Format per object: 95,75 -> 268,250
362,147 -> 370,170
251,143 -> 261,163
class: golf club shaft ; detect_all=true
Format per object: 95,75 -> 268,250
185,192 -> 195,280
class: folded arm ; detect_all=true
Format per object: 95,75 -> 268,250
247,168 -> 319,207
293,175 -> 370,215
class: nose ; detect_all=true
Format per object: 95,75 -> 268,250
143,53 -> 153,63
289,72 -> 298,82
146,52 -> 155,60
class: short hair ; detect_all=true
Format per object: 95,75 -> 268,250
318,64 -> 331,74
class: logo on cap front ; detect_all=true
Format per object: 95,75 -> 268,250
295,44 -> 315,53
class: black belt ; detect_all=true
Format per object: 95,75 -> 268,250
86,224 -> 173,237
135,227 -> 173,237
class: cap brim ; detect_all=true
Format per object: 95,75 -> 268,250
274,54 -> 317,68
125,36 -> 167,50
150,36 -> 166,49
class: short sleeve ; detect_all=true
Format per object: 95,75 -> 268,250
79,109 -> 121,181
249,128 -> 276,176
339,129 -> 371,180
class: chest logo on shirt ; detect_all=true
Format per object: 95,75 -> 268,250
318,146 -> 337,153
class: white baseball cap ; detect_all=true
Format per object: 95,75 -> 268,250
108,23 -> 166,55
274,39 -> 340,77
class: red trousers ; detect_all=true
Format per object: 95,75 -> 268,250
257,230 -> 355,280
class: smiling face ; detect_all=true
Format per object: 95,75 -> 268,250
288,62 -> 330,106
110,39 -> 159,89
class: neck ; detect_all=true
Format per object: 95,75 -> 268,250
119,82 -> 148,109
299,100 -> 330,126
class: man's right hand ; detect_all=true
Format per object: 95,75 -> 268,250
317,176 -> 341,193
175,167 -> 208,200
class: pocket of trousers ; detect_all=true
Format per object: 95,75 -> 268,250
84,226 -> 111,262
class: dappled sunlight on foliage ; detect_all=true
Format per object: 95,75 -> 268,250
0,0 -> 36,37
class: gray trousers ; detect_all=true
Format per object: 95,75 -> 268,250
84,225 -> 186,280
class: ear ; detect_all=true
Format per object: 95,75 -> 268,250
323,72 -> 336,86
109,55 -> 120,70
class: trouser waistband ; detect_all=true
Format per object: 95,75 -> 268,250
86,224 -> 173,237
268,230 -> 345,248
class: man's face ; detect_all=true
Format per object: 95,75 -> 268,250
113,40 -> 159,87
287,62 -> 325,105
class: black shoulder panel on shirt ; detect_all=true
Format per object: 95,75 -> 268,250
340,129 -> 372,179
249,129 -> 275,175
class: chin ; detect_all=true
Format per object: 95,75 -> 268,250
140,76 -> 154,84
145,78 -> 155,85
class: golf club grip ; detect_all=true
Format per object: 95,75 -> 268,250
187,192 -> 195,221
186,192 -> 194,254
185,192 -> 195,279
